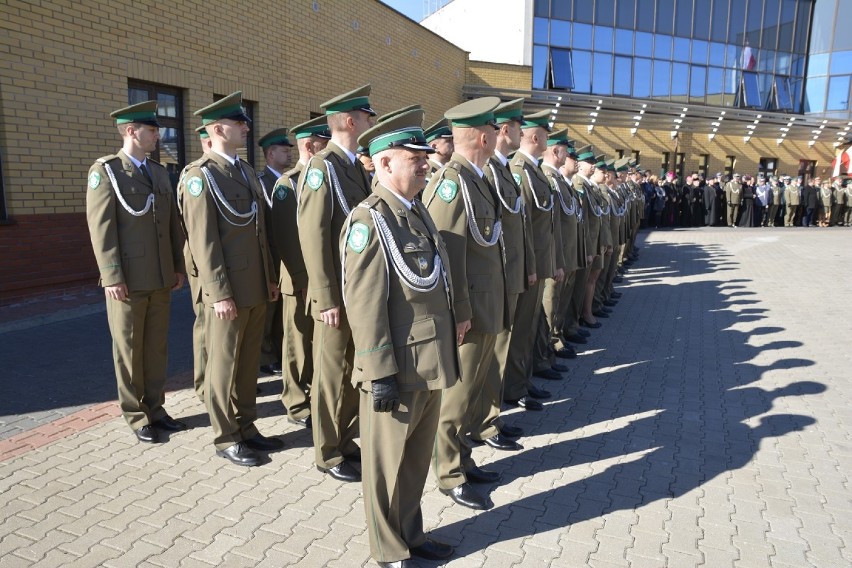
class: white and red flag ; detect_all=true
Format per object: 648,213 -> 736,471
831,145 -> 852,178
742,44 -> 756,71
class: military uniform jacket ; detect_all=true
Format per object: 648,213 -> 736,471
342,184 -> 460,391
257,166 -> 282,280
180,152 -> 275,308
573,174 -> 602,257
725,181 -> 743,205
542,164 -> 581,273
86,150 -> 185,290
592,183 -> 613,249
821,186 -> 835,208
176,156 -> 209,282
511,152 -> 559,277
297,141 -> 371,317
270,162 -> 308,296
771,185 -> 783,205
784,184 -> 801,205
424,153 -> 508,334
484,155 -> 534,295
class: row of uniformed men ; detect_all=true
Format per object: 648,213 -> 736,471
85,87 -> 644,568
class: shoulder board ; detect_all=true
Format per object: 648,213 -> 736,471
511,156 -> 525,167
444,160 -> 462,173
360,193 -> 382,210
147,157 -> 163,166
95,154 -> 119,165
283,166 -> 301,180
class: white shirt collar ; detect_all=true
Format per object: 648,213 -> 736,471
266,165 -> 283,179
493,150 -> 509,167
386,187 -> 413,210
126,153 -> 146,169
212,148 -> 237,166
330,140 -> 356,164
517,149 -> 539,164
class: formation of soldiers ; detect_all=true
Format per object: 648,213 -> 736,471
86,89 -> 647,568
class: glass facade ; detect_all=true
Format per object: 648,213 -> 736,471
532,0 -> 813,112
805,1 -> 852,116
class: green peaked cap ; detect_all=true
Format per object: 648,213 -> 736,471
111,100 -> 159,126
520,109 -> 552,131
444,97 -> 501,128
194,91 -> 252,126
321,84 -> 376,116
291,115 -> 331,140
357,108 -> 434,158
424,118 -> 453,142
494,98 -> 526,124
258,128 -> 293,148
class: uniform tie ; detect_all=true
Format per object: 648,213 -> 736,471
139,162 -> 153,184
233,159 -> 247,182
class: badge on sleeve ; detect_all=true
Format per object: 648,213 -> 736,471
347,222 -> 370,253
88,172 -> 101,189
437,179 -> 458,203
274,184 -> 288,201
512,173 -> 522,186
187,176 -> 204,197
306,168 -> 324,191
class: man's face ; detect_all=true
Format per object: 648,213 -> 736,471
431,138 -> 453,162
358,153 -> 375,173
502,121 -> 522,151
132,124 -> 160,154
266,144 -> 292,171
578,160 -> 594,177
592,167 -> 606,183
352,110 -> 375,137
218,119 -> 249,148
563,156 -> 578,176
551,145 -> 568,168
385,149 -> 430,197
813,177 -> 821,186
480,124 -> 498,154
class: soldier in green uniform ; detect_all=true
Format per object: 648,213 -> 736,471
574,149 -> 609,329
257,128 -> 293,377
725,173 -> 743,226
473,98 -> 534,450
502,109 -> 562,409
86,100 -> 187,444
271,116 -> 330,429
343,109 -> 457,568
425,97 -> 506,511
297,85 -> 376,482
424,117 -> 454,178
560,146 -> 592,346
181,92 -> 282,466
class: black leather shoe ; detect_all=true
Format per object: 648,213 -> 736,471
259,363 -> 282,376
499,423 -> 524,438
580,318 -> 602,329
287,415 -> 312,429
411,538 -> 454,560
440,483 -> 491,510
603,300 -> 618,307
483,433 -> 522,451
134,425 -> 159,443
151,415 -> 187,432
527,384 -> 551,398
377,560 -> 417,568
533,368 -> 562,380
318,461 -> 360,482
467,464 -> 501,483
578,328 -> 591,337
563,333 -> 587,345
592,310 -> 610,318
555,346 -> 577,358
505,396 -> 543,411
610,292 -> 623,299
244,433 -> 284,451
216,442 -> 261,466
552,362 -> 570,372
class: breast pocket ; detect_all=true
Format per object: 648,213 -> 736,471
391,317 -> 441,386
122,242 -> 144,259
401,238 -> 434,276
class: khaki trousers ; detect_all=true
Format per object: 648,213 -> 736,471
187,272 -> 206,402
727,204 -> 740,226
503,281 -> 544,400
564,265 -> 590,336
260,296 -> 283,366
280,293 -> 313,420
106,288 -> 171,431
785,205 -> 797,226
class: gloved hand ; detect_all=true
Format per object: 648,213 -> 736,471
372,376 -> 400,413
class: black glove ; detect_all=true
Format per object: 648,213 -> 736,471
372,376 -> 400,413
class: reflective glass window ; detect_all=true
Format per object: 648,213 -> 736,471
614,56 -> 633,95
636,0 -> 655,32
574,0 -> 593,23
674,0 -> 692,38
791,55 -> 804,77
615,28 -> 633,54
728,0 -> 746,45
593,53 -> 613,95
809,0 -> 836,53
762,0 -> 780,50
656,0 -> 674,35
551,0 -> 571,19
790,78 -> 803,111
740,45 -> 757,71
709,43 -> 726,67
742,72 -> 762,107
746,0 -> 764,38
726,44 -> 738,69
534,17 -> 549,44
758,50 -> 773,73
535,0 -> 549,17
692,40 -> 709,66
693,0 -> 710,40
827,76 -> 851,111
671,63 -> 689,96
128,88 -> 148,105
708,66 -> 724,97
805,77 -> 826,113
793,1 -> 810,54
778,0 -> 795,52
635,31 -> 653,57
596,0 -> 615,27
573,23 -> 593,49
595,26 -> 613,52
724,68 -> 738,94
550,48 -> 575,89
834,15 -> 852,51
616,0 -> 635,29
573,50 -> 592,92
830,52 -> 852,76
711,0 -> 729,43
652,60 -> 671,97
774,52 -> 791,76
809,53 -> 829,76
774,76 -> 793,110
634,57 -> 652,98
673,37 -> 690,62
533,45 -> 548,89
551,19 -> 571,47
654,35 -> 672,59
690,65 -> 707,100
157,93 -> 177,117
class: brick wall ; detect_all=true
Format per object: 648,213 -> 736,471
467,60 -> 533,88
0,0 -> 468,302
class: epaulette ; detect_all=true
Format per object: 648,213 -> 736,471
147,157 -> 163,167
359,193 -> 382,210
444,160 -> 462,173
95,154 -> 120,165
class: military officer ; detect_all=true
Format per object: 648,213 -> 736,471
844,178 -> 852,226
425,97 -> 506,511
473,98 -> 534,450
181,92 -> 282,466
86,101 -> 187,444
768,176 -> 783,227
343,108 -> 458,568
574,148 -> 608,329
504,109 -> 563,407
297,85 -> 376,482
830,177 -> 846,226
725,173 -> 743,226
784,176 -> 801,226
257,128 -> 293,377
272,116 -> 330,429
424,117 -> 454,177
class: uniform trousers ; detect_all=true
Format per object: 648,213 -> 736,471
785,205 -> 797,226
767,204 -> 780,227
433,331 -> 497,490
260,296 -> 283,366
503,281 -> 544,401
204,302 -> 264,450
106,287 -> 171,431
362,388 -> 440,562
311,312 -> 359,469
187,272 -> 206,402
280,292 -> 313,420
727,204 -> 740,226
563,265 -> 590,336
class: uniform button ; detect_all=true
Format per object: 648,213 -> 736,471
409,335 -> 415,341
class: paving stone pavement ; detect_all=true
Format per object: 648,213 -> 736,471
1,226 -> 851,567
